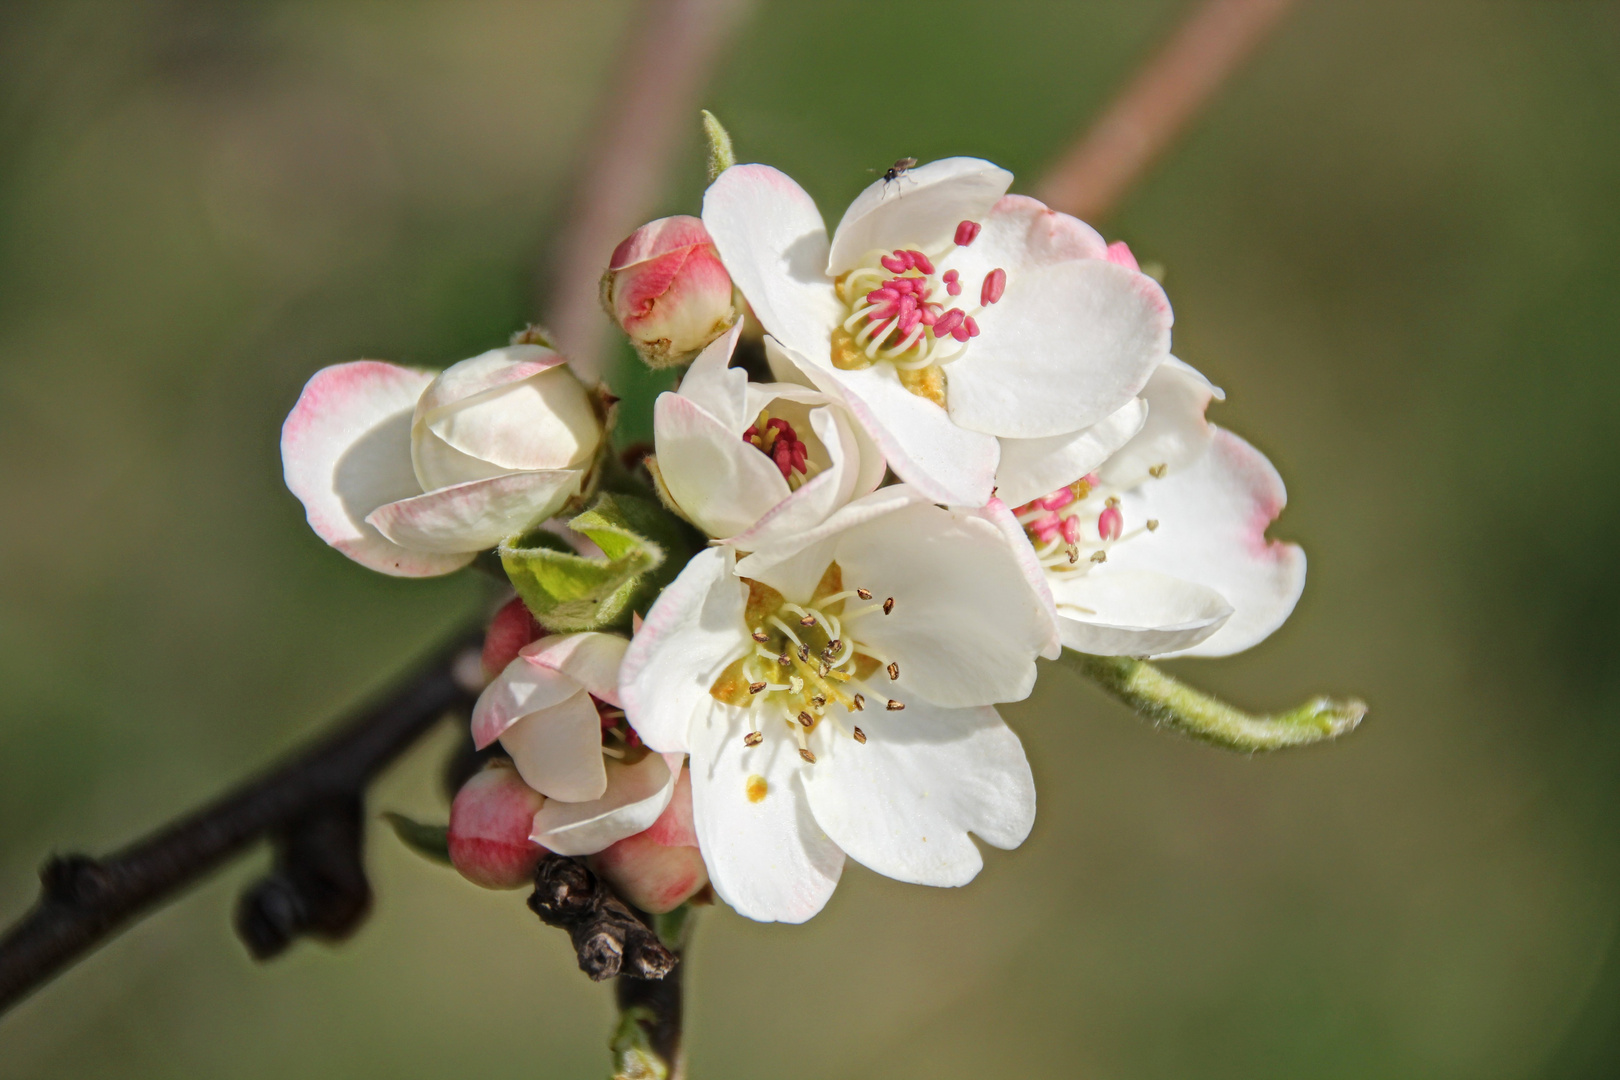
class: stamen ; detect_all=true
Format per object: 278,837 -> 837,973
744,731 -> 763,747
954,220 -> 981,246
751,629 -> 769,643
799,748 -> 817,764
798,711 -> 814,728
749,682 -> 766,695
1147,519 -> 1160,532
853,727 -> 867,744
882,597 -> 895,615
768,615 -> 803,646
981,268 -> 1006,305
852,693 -> 865,711
907,250 -> 935,274
887,661 -> 900,680
933,308 -> 965,338
799,614 -> 817,627
1149,463 -> 1168,478
857,588 -> 873,600
1090,550 -> 1107,563
1098,505 -> 1123,542
886,700 -> 905,711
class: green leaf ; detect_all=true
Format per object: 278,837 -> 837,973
501,492 -> 698,634
382,812 -> 451,865
1061,651 -> 1367,753
701,109 -> 735,181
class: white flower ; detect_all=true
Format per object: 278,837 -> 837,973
701,158 -> 1173,506
650,325 -> 885,549
280,344 -> 602,577
1012,358 -> 1306,657
472,631 -> 682,856
618,490 -> 1058,923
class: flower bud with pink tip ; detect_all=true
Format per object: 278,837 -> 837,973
481,596 -> 542,682
601,215 -> 736,369
588,766 -> 708,914
448,759 -> 548,890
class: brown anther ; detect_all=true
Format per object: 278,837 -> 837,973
1149,463 -> 1168,478
882,597 -> 895,615
748,682 -> 767,695
751,628 -> 769,643
853,727 -> 867,744
818,662 -> 831,677
1147,519 -> 1160,532
1068,549 -> 1079,564
886,700 -> 905,711
1090,550 -> 1107,563
886,661 -> 899,681
799,614 -> 816,627
778,653 -> 791,666
825,638 -> 841,654
852,694 -> 865,711
797,644 -> 809,662
744,731 -> 763,747
798,711 -> 814,728
1105,496 -> 1120,507
857,588 -> 873,600
799,748 -> 817,764
811,695 -> 826,707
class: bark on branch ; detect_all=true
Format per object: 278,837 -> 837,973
0,632 -> 480,1015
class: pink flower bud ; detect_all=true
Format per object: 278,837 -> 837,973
1105,240 -> 1139,271
448,760 -> 547,890
480,596 -> 541,682
601,215 -> 736,369
587,768 -> 708,914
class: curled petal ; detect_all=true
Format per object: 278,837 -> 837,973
532,752 -> 684,857
1050,568 -> 1233,657
365,469 -> 582,554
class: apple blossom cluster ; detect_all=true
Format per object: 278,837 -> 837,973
280,155 -> 1304,924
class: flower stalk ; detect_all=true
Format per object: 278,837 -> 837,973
1063,651 -> 1366,752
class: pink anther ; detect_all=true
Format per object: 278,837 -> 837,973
933,308 -> 964,338
1060,516 -> 1081,544
963,315 -> 980,338
1039,488 -> 1075,511
1097,505 -> 1123,542
1083,473 -> 1101,487
919,305 -> 938,326
1030,512 -> 1062,542
867,286 -> 898,304
881,253 -> 909,274
980,268 -> 1006,306
946,279 -> 962,297
954,220 -> 981,246
907,250 -> 935,274
943,269 -> 959,284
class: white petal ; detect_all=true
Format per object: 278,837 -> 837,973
995,397 -> 1148,508
1049,568 -> 1233,656
418,364 -> 598,480
365,469 -> 582,553
941,194 -> 1108,283
975,498 -> 1061,661
1099,356 -> 1224,490
653,392 -> 789,538
674,323 -> 750,433
803,701 -> 1034,886
770,340 -> 999,507
472,651 -> 584,748
533,752 -> 683,857
946,258 -> 1172,439
279,361 -> 469,577
499,690 -> 608,803
415,344 -> 566,411
619,547 -> 749,754
687,699 -> 844,923
702,165 -> 843,364
519,632 -> 628,708
826,157 -> 1013,276
832,502 -> 1052,708
1107,429 -> 1306,657
733,484 -> 934,599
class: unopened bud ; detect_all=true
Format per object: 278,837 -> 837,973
448,760 -> 547,890
587,768 -> 708,914
601,216 -> 735,368
480,596 -> 541,682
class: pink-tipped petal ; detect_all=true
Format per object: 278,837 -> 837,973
280,361 -> 471,577
519,632 -> 629,708
365,469 -> 582,554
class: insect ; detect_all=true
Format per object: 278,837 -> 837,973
874,156 -> 919,197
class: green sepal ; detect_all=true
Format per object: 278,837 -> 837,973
701,109 -> 735,180
382,812 -> 451,866
500,492 -> 698,634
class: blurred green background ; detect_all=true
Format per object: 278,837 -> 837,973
3,1 -> 1619,1076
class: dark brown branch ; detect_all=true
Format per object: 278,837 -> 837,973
0,631 -> 480,1015
528,855 -> 676,982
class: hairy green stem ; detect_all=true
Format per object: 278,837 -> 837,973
1063,652 -> 1366,752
